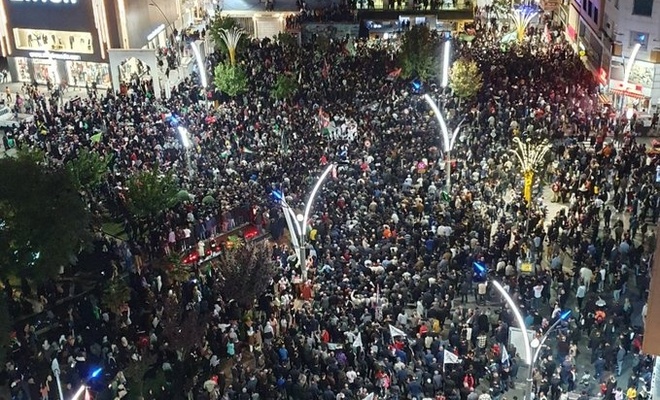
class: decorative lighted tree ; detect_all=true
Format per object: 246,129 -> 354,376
448,58 -> 483,107
509,137 -> 552,203
510,7 -> 538,43
218,27 -> 244,66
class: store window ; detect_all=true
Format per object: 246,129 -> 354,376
630,31 -> 649,51
66,61 -> 110,88
593,7 -> 598,23
632,0 -> 653,16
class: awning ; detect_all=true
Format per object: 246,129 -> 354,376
610,88 -> 647,99
598,93 -> 612,104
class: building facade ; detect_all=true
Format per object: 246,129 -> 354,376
0,0 -> 189,89
601,0 -> 660,111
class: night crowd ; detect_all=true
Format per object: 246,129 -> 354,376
1,8 -> 658,400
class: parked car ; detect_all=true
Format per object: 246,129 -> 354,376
0,105 -> 34,129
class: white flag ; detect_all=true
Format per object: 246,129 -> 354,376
353,332 -> 363,349
389,324 -> 407,339
443,349 -> 460,365
364,394 -> 375,400
501,344 -> 510,364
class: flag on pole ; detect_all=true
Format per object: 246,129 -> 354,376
501,344 -> 510,366
353,332 -> 363,349
386,68 -> 402,80
443,349 -> 460,366
389,324 -> 407,339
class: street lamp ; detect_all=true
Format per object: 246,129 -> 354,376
473,262 -> 533,365
424,93 -> 465,193
70,367 -> 103,400
441,40 -> 450,88
526,310 -> 572,400
177,126 -> 194,178
51,359 -> 65,400
509,137 -> 552,204
275,164 -> 335,280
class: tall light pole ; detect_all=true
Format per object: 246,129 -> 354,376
51,359 -> 65,400
527,310 -> 572,400
441,40 -> 450,89
424,93 -> 464,193
177,126 -> 194,178
474,262 -> 533,365
510,137 -> 551,204
275,164 -> 335,281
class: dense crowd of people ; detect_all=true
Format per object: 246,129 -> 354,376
1,7 -> 658,400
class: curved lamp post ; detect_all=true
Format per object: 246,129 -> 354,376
277,164 -> 335,280
527,310 -> 572,400
424,93 -> 465,193
474,262 -> 532,365
509,137 -> 552,204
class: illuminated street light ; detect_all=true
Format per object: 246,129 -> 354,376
218,27 -> 244,66
473,262 -> 532,365
509,137 -> 552,204
526,310 -> 572,400
510,6 -> 538,43
441,40 -> 450,88
276,164 -> 335,280
424,94 -> 465,193
177,127 -> 194,177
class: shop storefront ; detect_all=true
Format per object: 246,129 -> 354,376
0,0 -> 116,88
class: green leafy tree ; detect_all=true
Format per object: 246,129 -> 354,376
399,25 -> 438,81
66,148 -> 111,191
101,272 -> 132,315
213,242 -> 277,309
492,0 -> 511,19
0,153 -> 91,280
126,167 -> 179,219
449,57 -> 484,106
276,32 -> 299,53
213,63 -> 248,97
271,74 -> 298,100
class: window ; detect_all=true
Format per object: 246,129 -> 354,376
593,7 -> 599,23
582,0 -> 587,11
632,0 -> 653,16
630,31 -> 649,50
588,1 -> 593,16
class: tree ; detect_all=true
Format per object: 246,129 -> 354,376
0,152 -> 91,280
101,271 -> 132,315
449,58 -> 484,106
276,32 -> 299,53
66,148 -> 111,191
492,0 -> 510,19
126,167 -> 179,219
399,25 -> 438,81
213,242 -> 277,309
213,63 -> 248,97
271,74 -> 298,101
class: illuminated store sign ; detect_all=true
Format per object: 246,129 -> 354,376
28,51 -> 81,60
10,0 -> 78,3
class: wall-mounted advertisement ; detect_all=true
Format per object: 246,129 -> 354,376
13,28 -> 93,54
13,57 -> 31,82
32,59 -> 56,84
66,60 -> 110,88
